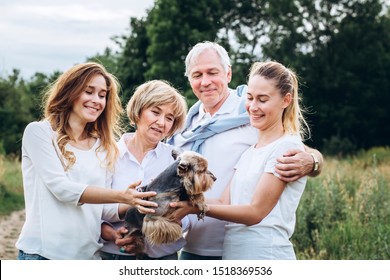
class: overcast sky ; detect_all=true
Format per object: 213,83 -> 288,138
0,0 -> 155,79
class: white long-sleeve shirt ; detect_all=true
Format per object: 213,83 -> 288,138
15,121 -> 119,260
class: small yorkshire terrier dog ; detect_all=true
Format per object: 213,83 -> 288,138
124,150 -> 216,253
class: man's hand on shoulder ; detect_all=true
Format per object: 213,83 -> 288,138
275,147 -> 323,182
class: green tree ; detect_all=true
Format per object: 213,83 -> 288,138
243,0 -> 390,153
116,16 -> 151,105
87,47 -> 120,77
218,0 -> 284,86
0,70 -> 32,155
146,0 -> 228,104
26,71 -> 61,120
304,1 -> 390,153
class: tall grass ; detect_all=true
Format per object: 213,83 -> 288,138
0,155 -> 24,216
293,147 -> 390,259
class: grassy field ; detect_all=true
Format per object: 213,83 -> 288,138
0,155 -> 24,216
293,147 -> 390,259
0,147 -> 389,259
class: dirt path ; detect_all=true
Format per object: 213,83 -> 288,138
0,209 -> 24,260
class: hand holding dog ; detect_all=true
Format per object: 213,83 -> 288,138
101,223 -> 140,254
115,228 -> 140,254
169,201 -> 199,224
124,180 -> 157,213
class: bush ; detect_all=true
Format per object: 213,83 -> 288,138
0,183 -> 24,216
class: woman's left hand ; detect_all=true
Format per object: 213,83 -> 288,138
168,201 -> 199,223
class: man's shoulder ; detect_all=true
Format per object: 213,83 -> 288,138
230,84 -> 248,97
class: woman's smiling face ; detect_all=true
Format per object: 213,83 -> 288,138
246,75 -> 290,131
70,74 -> 107,125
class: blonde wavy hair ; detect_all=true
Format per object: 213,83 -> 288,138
248,61 -> 310,139
127,80 -> 187,139
43,62 -> 123,171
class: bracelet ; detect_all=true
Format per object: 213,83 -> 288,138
310,153 -> 319,172
197,204 -> 209,221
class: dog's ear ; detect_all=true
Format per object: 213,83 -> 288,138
171,149 -> 181,160
178,161 -> 190,173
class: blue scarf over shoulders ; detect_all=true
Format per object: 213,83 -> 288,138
168,85 -> 250,153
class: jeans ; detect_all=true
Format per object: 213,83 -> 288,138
17,250 -> 49,260
100,251 -> 177,260
138,252 -> 178,260
100,251 -> 137,260
179,251 -> 222,260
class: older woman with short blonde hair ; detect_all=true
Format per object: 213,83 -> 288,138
101,80 -> 189,260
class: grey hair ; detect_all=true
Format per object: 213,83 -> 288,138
184,41 -> 231,77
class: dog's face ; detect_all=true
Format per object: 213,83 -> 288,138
175,151 -> 216,195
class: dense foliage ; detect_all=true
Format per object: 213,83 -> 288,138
1,0 -> 389,156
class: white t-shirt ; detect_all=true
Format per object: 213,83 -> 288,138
15,121 -> 119,260
101,133 -> 188,258
172,92 -> 259,256
223,134 -> 307,260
